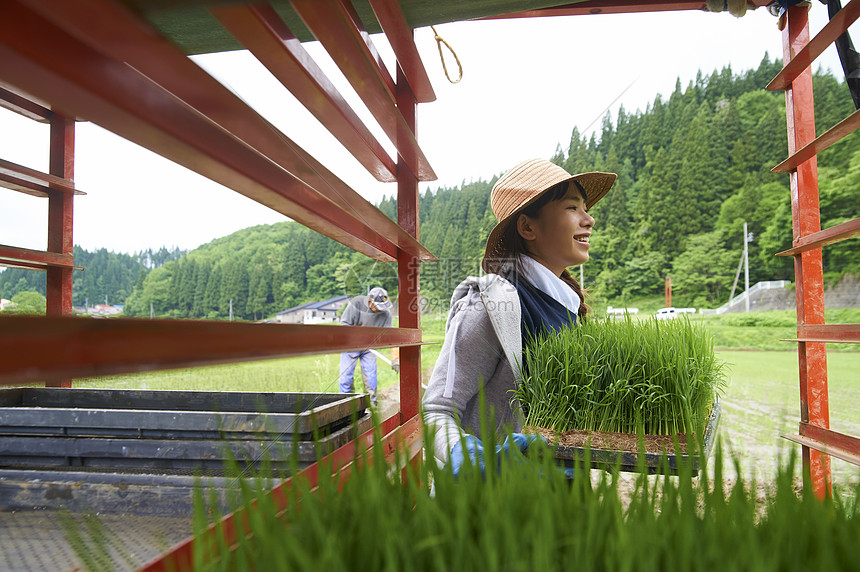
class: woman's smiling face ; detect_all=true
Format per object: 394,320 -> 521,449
517,186 -> 595,276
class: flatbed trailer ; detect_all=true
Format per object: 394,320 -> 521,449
0,1 -> 857,570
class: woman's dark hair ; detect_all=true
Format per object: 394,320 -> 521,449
483,180 -> 591,320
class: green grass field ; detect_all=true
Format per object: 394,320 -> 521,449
715,349 -> 860,487
69,310 -> 859,487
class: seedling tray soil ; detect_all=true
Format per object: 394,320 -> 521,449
528,399 -> 721,475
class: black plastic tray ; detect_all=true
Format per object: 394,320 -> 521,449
0,388 -> 367,440
552,399 -> 722,475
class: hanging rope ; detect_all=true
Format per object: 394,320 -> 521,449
431,25 -> 462,83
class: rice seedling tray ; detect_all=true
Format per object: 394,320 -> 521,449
0,388 -> 368,441
0,388 -> 372,516
537,399 -> 721,476
0,411 -> 372,517
0,388 -> 368,471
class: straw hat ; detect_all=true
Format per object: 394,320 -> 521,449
481,158 -> 616,271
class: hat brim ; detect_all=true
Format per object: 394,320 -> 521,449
481,171 -> 617,272
371,299 -> 392,311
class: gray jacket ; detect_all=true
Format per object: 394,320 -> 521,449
422,274 -> 525,463
340,295 -> 392,328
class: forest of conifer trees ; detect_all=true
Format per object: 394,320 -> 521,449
2,57 -> 857,320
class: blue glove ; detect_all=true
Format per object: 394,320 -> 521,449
449,433 -> 545,477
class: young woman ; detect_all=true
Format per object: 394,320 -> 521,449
422,158 -> 616,467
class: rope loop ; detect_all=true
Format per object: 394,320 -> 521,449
431,25 -> 463,84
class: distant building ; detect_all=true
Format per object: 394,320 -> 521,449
272,295 -> 350,325
0,299 -> 14,312
89,304 -> 123,316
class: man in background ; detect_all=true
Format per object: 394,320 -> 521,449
338,287 -> 399,405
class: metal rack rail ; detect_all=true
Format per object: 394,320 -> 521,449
770,2 -> 860,500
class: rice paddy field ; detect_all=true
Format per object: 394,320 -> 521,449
68,310 -> 860,488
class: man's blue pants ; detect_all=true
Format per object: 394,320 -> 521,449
338,350 -> 377,396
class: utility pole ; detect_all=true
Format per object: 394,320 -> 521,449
229,299 -> 233,321
665,276 -> 672,308
150,302 -> 154,319
729,221 -> 753,310
579,265 -> 584,288
744,221 -> 750,313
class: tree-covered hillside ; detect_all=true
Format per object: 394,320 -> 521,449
8,57 -> 856,320
122,224 -> 398,320
387,55 -> 860,309
129,56 -> 860,319
0,246 -> 185,307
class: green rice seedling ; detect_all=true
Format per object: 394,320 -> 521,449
516,315 -> 726,436
188,413 -> 860,572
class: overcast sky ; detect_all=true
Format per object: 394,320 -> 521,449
0,6 -> 851,255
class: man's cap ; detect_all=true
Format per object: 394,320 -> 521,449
368,287 -> 392,311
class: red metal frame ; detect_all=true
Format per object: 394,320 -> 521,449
0,244 -> 75,271
767,0 -> 860,92
139,414 -> 422,572
772,108 -> 860,173
0,85 -> 51,122
291,0 -> 436,181
784,424 -> 860,466
782,5 -> 831,500
772,3 -> 860,498
783,323 -> 860,344
367,0 -> 436,104
210,3 -> 398,183
6,0 -> 854,566
3,0 -> 434,264
0,316 -> 422,386
484,0 -> 770,19
396,65 -> 422,423
0,157 -> 81,197
775,218 -> 860,256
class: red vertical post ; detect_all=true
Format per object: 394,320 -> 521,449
665,276 -> 671,308
46,113 -> 75,388
783,5 -> 831,499
395,64 -> 421,424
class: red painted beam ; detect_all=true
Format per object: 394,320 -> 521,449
396,66 -> 421,423
46,113 -> 75,335
783,423 -> 860,466
800,423 -> 860,465
292,0 -> 436,182
0,157 -> 81,197
768,0 -> 860,92
783,5 -> 831,500
11,0 -> 435,263
484,0 -> 707,18
776,217 -> 860,256
340,0 -> 397,98
0,2 -> 402,263
772,108 -> 860,173
782,323 -> 860,344
210,3 -> 397,183
0,315 -> 423,386
0,84 -> 51,122
140,414 -> 421,572
0,244 -> 75,270
367,0 -> 435,103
